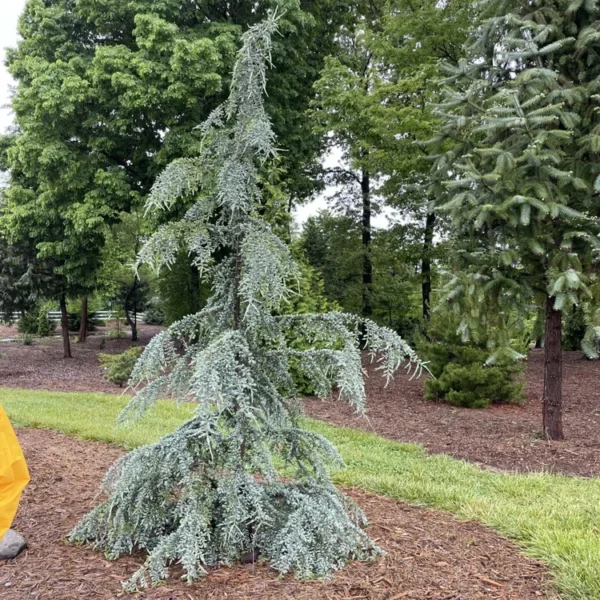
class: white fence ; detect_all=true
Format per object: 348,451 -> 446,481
1,311 -> 146,323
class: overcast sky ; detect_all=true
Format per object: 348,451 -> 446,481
0,1 -> 395,227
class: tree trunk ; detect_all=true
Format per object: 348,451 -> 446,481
78,296 -> 88,343
60,294 -> 72,359
190,264 -> 201,314
422,210 -> 436,321
124,281 -> 138,342
543,296 -> 564,441
361,169 -> 372,320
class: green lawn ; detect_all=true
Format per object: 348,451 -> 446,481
4,387 -> 600,599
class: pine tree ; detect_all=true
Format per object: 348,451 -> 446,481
431,0 -> 600,440
70,14 -> 423,588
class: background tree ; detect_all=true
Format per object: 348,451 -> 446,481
299,211 -> 424,340
0,0 -> 351,348
71,16 -> 422,586
431,0 -> 600,440
311,0 -> 472,322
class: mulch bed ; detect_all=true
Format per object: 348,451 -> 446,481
0,428 -> 550,600
1,325 -> 599,476
305,350 -> 600,477
0,325 -> 163,394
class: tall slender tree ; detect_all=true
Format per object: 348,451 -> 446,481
71,15 -> 423,587
431,0 -> 600,440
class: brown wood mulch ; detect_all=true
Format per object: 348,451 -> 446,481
0,428 -> 550,600
1,323 -> 599,477
0,325 -> 163,394
305,350 -> 600,478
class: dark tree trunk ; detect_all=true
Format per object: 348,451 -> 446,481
78,296 -> 88,343
361,169 -> 372,320
60,294 -> 72,359
543,296 -> 564,441
422,210 -> 436,321
124,281 -> 138,342
190,264 -> 201,314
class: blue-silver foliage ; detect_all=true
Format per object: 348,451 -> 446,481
71,13 -> 424,589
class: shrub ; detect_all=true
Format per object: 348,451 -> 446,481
143,298 -> 165,326
68,311 -> 102,332
419,314 -> 524,409
18,312 -> 39,335
99,347 -> 143,387
37,311 -> 54,337
563,306 -> 587,352
21,333 -> 33,346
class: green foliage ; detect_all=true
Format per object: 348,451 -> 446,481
36,311 -> 54,338
67,312 -> 102,333
431,0 -> 600,346
157,251 -> 206,325
0,0 -> 345,315
99,347 -> 143,388
419,313 -> 524,409
299,212 -> 423,337
563,307 -> 588,352
281,255 -> 340,395
20,333 -> 33,346
17,312 -> 39,335
143,298 -> 165,326
19,303 -> 55,337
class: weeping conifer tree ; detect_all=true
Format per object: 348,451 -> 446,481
71,14 -> 423,588
431,0 -> 600,440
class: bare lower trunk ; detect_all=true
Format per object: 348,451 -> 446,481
543,296 -> 563,441
422,211 -> 436,321
60,295 -> 72,359
124,282 -> 138,342
78,296 -> 88,343
361,169 -> 372,320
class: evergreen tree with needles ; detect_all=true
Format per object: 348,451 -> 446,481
431,0 -> 600,440
71,14 -> 423,588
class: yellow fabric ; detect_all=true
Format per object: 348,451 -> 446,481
0,405 -> 29,540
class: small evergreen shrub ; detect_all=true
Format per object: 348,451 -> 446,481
18,312 -> 39,335
143,298 -> 165,326
419,314 -> 524,409
21,333 -> 33,346
68,311 -> 102,332
99,347 -> 143,387
37,311 -> 54,337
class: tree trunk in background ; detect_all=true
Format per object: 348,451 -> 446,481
361,169 -> 372,321
78,296 -> 88,343
422,211 -> 436,321
543,296 -> 564,441
190,264 -> 201,314
60,294 -> 72,359
124,281 -> 138,342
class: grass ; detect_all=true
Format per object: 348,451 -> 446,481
3,387 -> 600,599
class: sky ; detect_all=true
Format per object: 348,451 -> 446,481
0,1 -> 394,227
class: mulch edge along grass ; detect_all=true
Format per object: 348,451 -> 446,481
3,387 -> 600,600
